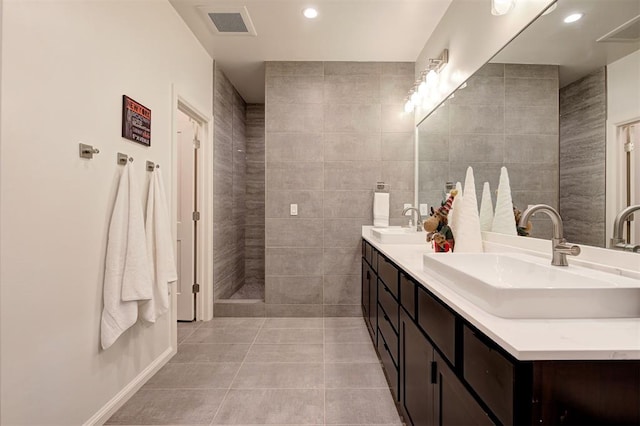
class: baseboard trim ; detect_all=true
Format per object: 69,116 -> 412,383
83,346 -> 176,425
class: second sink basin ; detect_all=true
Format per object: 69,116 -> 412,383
371,227 -> 426,244
423,252 -> 640,319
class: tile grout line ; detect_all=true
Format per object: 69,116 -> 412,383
208,318 -> 266,426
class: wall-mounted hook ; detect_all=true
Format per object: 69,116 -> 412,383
146,161 -> 159,171
117,153 -> 134,165
79,143 -> 100,159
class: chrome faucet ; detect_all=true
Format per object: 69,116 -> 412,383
610,205 -> 640,253
519,204 -> 581,266
402,207 -> 423,232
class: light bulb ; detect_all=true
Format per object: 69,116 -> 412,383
418,80 -> 428,97
426,70 -> 438,87
491,0 -> 515,16
410,91 -> 421,105
404,100 -> 413,113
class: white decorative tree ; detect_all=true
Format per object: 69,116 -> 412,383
454,167 -> 483,253
491,167 -> 517,235
479,182 -> 494,232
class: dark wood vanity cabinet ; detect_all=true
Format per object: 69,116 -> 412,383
362,239 -> 640,426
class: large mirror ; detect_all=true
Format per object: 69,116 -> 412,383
417,0 -> 640,248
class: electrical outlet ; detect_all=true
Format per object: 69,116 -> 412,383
290,204 -> 298,216
403,203 -> 412,215
420,203 -> 429,216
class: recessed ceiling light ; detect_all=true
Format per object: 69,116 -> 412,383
564,13 -> 583,23
303,8 -> 318,19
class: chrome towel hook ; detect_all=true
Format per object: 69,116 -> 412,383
79,143 -> 100,159
117,153 -> 134,165
146,161 -> 160,171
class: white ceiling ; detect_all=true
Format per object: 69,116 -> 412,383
493,0 -> 640,88
169,0 -> 452,103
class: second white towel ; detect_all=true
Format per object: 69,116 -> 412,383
101,163 -> 153,350
140,169 -> 178,323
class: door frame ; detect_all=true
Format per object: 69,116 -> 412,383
171,85 -> 214,326
606,115 -> 640,244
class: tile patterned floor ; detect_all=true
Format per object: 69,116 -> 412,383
106,317 -> 403,425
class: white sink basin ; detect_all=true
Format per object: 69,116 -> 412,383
423,253 -> 640,319
371,227 -> 426,244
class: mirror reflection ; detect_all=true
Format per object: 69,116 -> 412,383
417,0 -> 640,248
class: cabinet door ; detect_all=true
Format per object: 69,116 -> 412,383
361,261 -> 370,316
361,262 -> 375,339
435,353 -> 494,426
401,310 -> 436,426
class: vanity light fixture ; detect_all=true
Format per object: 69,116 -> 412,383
403,49 -> 449,114
303,7 -> 318,19
491,0 -> 516,16
564,12 -> 583,23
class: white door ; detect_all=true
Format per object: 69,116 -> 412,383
177,110 -> 198,321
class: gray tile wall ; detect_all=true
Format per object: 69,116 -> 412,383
213,65 -> 247,300
418,63 -> 559,239
559,68 -> 606,247
245,104 -> 266,295
265,61 -> 415,317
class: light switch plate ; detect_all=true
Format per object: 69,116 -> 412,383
290,204 -> 298,216
403,203 -> 412,215
420,203 -> 429,216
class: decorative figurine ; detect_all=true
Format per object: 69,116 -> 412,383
513,205 -> 532,236
424,189 -> 457,252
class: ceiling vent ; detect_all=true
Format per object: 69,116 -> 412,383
198,5 -> 257,36
597,15 -> 640,43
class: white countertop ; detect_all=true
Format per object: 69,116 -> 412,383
363,226 -> 640,361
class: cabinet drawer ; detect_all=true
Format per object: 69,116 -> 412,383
377,325 -> 399,400
400,273 -> 416,320
377,254 -> 399,297
377,303 -> 398,365
418,288 -> 456,365
378,280 -> 399,332
464,326 -> 514,425
361,263 -> 371,316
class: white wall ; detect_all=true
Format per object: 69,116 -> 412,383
606,49 -> 640,242
0,1 -> 213,424
413,0 -> 554,124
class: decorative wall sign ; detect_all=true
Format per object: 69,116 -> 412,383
122,95 -> 151,146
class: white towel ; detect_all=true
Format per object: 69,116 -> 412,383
101,163 -> 153,350
491,167 -> 518,235
373,192 -> 390,227
479,182 -> 494,232
454,167 -> 483,253
140,169 -> 178,323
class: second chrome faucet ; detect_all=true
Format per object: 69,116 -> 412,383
402,206 -> 423,232
519,204 -> 581,266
